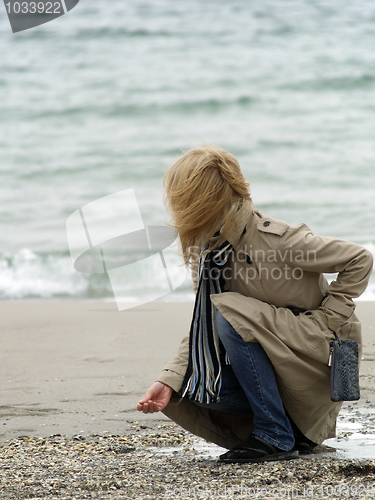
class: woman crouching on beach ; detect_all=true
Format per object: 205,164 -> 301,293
137,145 -> 373,463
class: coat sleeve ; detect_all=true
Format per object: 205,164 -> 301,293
155,257 -> 199,391
280,223 -> 373,333
155,334 -> 189,392
156,250 -> 203,391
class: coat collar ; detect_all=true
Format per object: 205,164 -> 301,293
221,198 -> 254,250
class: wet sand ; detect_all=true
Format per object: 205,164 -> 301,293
1,300 -> 375,499
1,300 -> 374,443
1,300 -> 194,442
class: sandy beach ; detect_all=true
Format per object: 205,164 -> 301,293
1,300 -> 375,499
1,300 -> 374,443
1,300 -> 196,442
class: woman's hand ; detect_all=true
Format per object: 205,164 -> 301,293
136,382 -> 173,413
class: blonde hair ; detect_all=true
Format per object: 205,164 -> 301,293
163,144 -> 251,266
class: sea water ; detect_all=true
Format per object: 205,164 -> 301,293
1,0 -> 375,301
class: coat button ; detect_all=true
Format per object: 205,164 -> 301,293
246,255 -> 252,265
263,221 -> 270,227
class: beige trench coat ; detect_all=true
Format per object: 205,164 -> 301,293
156,199 -> 373,448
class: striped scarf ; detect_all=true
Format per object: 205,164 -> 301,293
179,238 -> 233,404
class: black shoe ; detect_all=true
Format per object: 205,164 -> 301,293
219,433 -> 299,463
286,413 -> 317,455
292,435 -> 317,455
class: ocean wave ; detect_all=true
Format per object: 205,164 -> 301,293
1,244 -> 374,301
72,27 -> 176,40
280,74 -> 375,92
0,249 -> 91,299
26,95 -> 254,120
0,248 -> 191,301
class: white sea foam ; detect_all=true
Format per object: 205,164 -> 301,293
0,249 -> 88,299
1,242 -> 374,301
0,248 -> 193,301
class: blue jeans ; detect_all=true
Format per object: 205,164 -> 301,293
192,309 -> 295,451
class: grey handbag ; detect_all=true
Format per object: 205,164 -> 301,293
328,333 -> 360,402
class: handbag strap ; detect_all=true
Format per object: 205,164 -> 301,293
333,332 -> 342,345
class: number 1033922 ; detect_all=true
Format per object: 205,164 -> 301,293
5,1 -> 62,14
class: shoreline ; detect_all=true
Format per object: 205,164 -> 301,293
2,294 -> 375,301
1,300 -> 374,442
1,301 -> 375,442
1,301 -> 195,443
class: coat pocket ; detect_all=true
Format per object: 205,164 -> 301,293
304,309 -> 335,337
